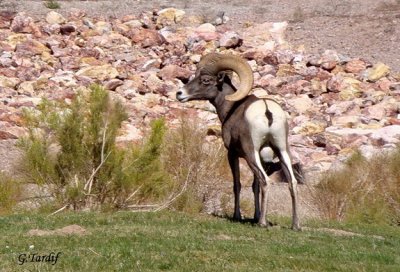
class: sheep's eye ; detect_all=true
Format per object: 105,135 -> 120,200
201,77 -> 211,85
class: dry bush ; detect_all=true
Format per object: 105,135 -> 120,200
163,113 -> 231,213
0,173 -> 21,214
312,148 -> 400,225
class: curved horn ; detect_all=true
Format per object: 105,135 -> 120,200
198,53 -> 253,101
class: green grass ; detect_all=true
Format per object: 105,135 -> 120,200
0,211 -> 399,271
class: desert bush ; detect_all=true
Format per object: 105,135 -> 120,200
18,85 -> 173,211
0,173 -> 21,214
290,6 -> 306,23
44,0 -> 60,9
312,147 -> 400,225
162,114 -> 231,214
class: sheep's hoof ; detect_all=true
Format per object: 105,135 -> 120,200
258,220 -> 268,228
291,224 -> 302,231
232,214 -> 242,222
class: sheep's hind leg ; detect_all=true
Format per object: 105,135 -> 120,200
246,150 -> 271,227
274,147 -> 301,231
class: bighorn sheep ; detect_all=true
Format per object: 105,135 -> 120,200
176,53 -> 300,230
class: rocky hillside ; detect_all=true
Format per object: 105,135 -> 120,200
0,8 -> 399,216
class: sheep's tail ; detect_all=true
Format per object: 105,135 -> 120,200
264,100 -> 273,127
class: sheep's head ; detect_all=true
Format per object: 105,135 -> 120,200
176,53 -> 253,103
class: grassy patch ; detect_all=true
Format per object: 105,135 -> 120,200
0,211 -> 399,271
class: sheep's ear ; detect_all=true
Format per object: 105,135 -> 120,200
217,71 -> 233,88
217,71 -> 227,84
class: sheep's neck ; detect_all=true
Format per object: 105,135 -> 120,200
210,84 -> 237,124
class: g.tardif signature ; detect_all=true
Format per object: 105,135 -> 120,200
18,252 -> 61,265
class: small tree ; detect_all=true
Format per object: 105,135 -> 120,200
18,85 -> 173,211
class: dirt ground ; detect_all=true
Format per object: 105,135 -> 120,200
1,0 -> 399,72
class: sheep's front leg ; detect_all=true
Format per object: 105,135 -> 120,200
228,149 -> 241,221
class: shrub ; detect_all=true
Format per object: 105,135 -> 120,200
162,113 -> 231,214
44,0 -> 61,9
0,173 -> 21,214
18,85 -> 173,211
312,147 -> 400,225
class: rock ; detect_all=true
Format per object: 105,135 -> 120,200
195,23 -> 219,42
115,76 -> 144,97
196,23 -> 216,33
344,59 -> 367,74
0,76 -> 20,88
82,18 -> 95,29
116,123 -> 143,142
94,21 -> 112,34
104,79 -> 123,91
321,61 -> 337,71
145,73 -> 164,93
338,77 -> 363,100
60,25 -> 76,35
325,101 -> 361,115
241,22 -> 273,47
276,64 -> 296,77
269,21 -> 288,47
293,120 -> 327,136
363,103 -> 387,121
141,59 -> 162,71
10,12 -> 41,36
219,31 -> 242,48
0,11 -> 15,28
18,81 -> 35,94
15,40 -> 50,56
129,28 -> 166,48
370,125 -> 400,146
0,130 -> 18,140
322,50 -> 339,60
45,11 -> 66,24
156,8 -> 185,27
123,19 -> 142,29
287,94 -> 315,114
339,86 -> 362,100
50,71 -> 77,87
331,115 -> 361,128
68,8 -> 86,20
325,127 -> 375,149
76,65 -> 119,81
275,50 -> 295,64
326,75 -> 342,92
158,64 -> 191,81
310,78 -> 327,96
367,62 -> 390,82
